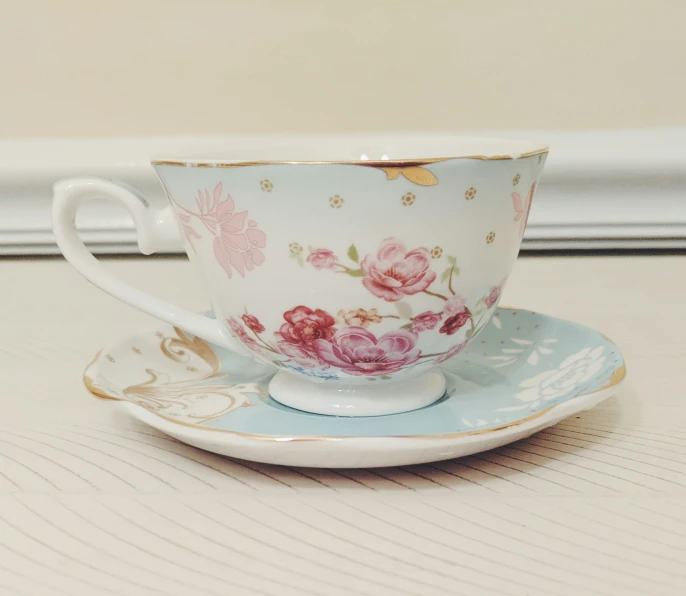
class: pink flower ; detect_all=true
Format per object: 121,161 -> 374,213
275,339 -> 322,368
360,238 -> 437,302
241,313 -> 265,334
512,182 -> 537,239
411,311 -> 442,333
228,316 -> 263,353
439,311 -> 470,335
307,248 -> 338,270
205,183 -> 267,279
435,342 -> 466,364
444,295 -> 466,315
227,317 -> 250,342
244,338 -> 266,356
313,327 -> 420,376
485,285 -> 501,308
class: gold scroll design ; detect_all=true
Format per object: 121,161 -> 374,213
85,328 -> 267,425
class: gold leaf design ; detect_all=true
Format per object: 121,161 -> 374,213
382,168 -> 401,180
378,166 -> 438,186
84,328 -> 268,424
122,369 -> 265,424
161,327 -> 221,373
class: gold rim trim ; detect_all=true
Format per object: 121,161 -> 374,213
151,148 -> 548,168
83,337 -> 625,443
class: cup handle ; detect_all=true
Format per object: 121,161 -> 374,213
52,176 -> 250,355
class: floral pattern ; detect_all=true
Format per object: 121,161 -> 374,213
336,308 -> 383,328
314,327 -> 420,376
440,311 -> 470,335
221,236 -> 505,377
307,248 -> 338,270
512,182 -> 537,239
171,182 -> 267,279
242,314 -> 265,334
411,311 -> 442,333
360,238 -> 436,302
435,342 -> 466,364
401,192 -> 416,206
86,308 -> 625,437
485,285 -> 501,308
329,195 -> 344,208
498,346 -> 607,411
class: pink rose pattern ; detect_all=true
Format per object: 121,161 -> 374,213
411,311 -> 442,333
170,179 -> 521,375
223,237 -> 506,375
360,238 -> 436,302
314,327 -> 420,376
485,285 -> 501,308
435,342 -> 466,364
171,182 -> 267,279
512,182 -> 537,240
306,248 -> 338,270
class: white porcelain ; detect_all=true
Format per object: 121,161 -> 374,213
84,307 -> 626,468
54,134 -> 548,416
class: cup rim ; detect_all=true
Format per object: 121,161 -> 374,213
151,134 -> 549,168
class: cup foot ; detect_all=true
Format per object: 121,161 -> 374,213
268,370 -> 447,417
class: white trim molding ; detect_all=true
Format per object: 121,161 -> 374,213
1,129 -> 684,254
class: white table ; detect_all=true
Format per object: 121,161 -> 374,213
2,256 -> 685,596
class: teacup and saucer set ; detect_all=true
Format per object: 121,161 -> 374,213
53,135 -> 626,468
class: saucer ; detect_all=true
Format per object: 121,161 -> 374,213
84,308 -> 626,468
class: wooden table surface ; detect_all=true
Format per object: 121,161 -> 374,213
2,255 -> 685,596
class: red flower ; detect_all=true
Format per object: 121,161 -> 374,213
411,311 -> 442,333
360,238 -> 437,302
485,285 -> 501,308
306,248 -> 338,270
439,311 -> 470,335
241,313 -> 265,334
277,306 -> 336,349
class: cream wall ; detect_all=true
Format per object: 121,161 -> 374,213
1,0 -> 684,138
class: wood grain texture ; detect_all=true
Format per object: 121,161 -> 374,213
1,256 -> 685,595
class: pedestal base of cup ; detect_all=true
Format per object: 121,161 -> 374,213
268,370 -> 447,417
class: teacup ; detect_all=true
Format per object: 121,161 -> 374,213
53,134 -> 547,416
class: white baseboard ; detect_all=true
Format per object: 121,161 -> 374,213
1,129 -> 684,254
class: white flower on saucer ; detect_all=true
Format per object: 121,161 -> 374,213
498,346 -> 605,411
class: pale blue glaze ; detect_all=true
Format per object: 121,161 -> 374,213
197,308 -> 625,437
